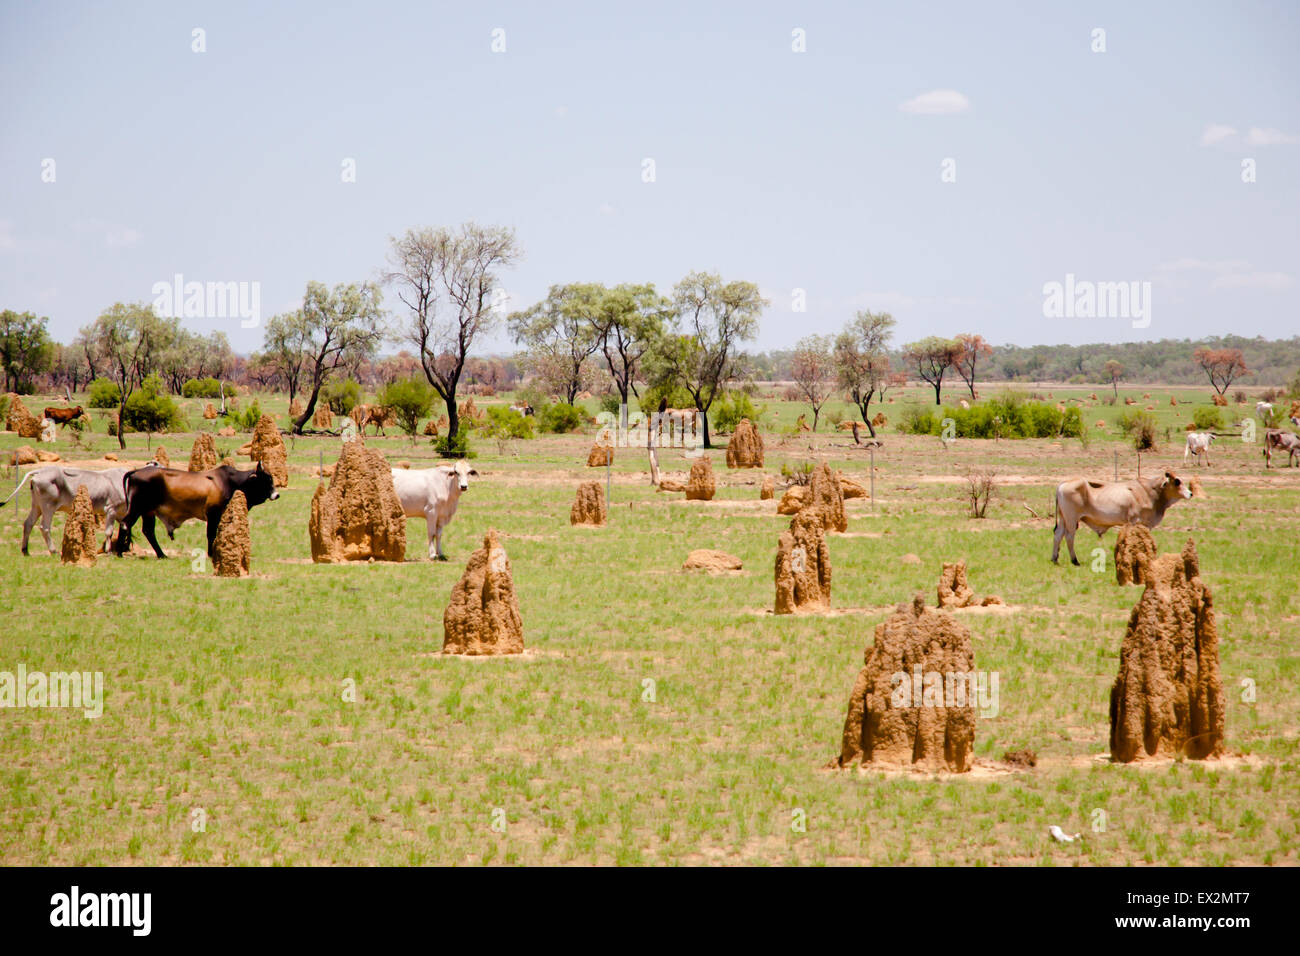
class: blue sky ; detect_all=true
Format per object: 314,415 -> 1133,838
2,0 -> 1296,355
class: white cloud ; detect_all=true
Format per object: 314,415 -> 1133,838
554,105 -> 569,118
1210,271 -> 1294,291
1245,126 -> 1298,146
72,219 -> 142,248
899,89 -> 969,115
1199,123 -> 1236,146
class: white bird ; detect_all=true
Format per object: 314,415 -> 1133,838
1049,825 -> 1081,843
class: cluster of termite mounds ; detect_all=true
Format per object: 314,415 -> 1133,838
1109,537 -> 1225,762
442,529 -> 525,656
832,594 -> 977,773
772,463 -> 850,615
570,481 -> 607,527
309,442 -> 406,563
937,561 -> 1003,608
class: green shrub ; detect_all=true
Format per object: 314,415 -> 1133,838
637,383 -> 695,417
484,405 -> 535,440
377,377 -> 437,439
711,392 -> 765,434
323,378 -> 361,416
1119,409 -> 1158,450
435,423 -> 475,458
181,377 -> 225,398
88,377 -> 121,409
901,393 -> 1080,439
598,393 -> 623,416
900,406 -> 940,435
122,374 -> 185,436
222,399 -> 263,431
0,393 -> 9,423
537,402 -> 584,434
1192,407 -> 1222,430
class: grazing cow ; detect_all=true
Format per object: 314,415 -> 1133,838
390,460 -> 477,560
1,465 -> 134,555
1052,471 -> 1191,565
113,462 -> 279,558
1184,431 -> 1215,466
1256,401 -> 1274,422
43,405 -> 86,425
508,403 -> 534,417
350,404 -> 395,435
1263,429 -> 1300,468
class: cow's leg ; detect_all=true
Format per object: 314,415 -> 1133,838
39,504 -> 56,555
423,508 -> 438,560
434,515 -> 448,561
141,514 -> 167,558
21,500 -> 40,555
1051,516 -> 1067,564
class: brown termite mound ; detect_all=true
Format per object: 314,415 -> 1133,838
587,443 -> 613,467
212,490 -> 251,578
725,418 -> 764,468
777,485 -> 809,514
685,456 -> 716,501
59,485 -> 99,567
683,549 -> 742,572
1114,523 -> 1158,586
289,398 -> 304,419
189,433 -> 218,472
203,402 -> 219,420
774,510 -> 832,614
808,462 -> 847,532
309,442 -> 406,563
936,561 -> 1002,608
442,529 -> 524,656
1109,539 -> 1225,762
570,481 -> 607,527
314,405 -> 334,429
760,475 -> 775,500
249,414 -> 289,487
839,473 -> 868,499
831,594 -> 976,773
153,446 -> 170,468
6,395 -> 41,438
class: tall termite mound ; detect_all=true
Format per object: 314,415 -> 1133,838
774,510 -> 832,614
725,419 -> 764,468
59,484 -> 99,567
153,446 -> 170,468
443,529 -> 524,656
760,475 -> 775,500
587,443 -> 613,467
189,433 -> 218,471
808,462 -> 847,532
5,394 -> 41,438
313,405 -> 334,428
685,456 -> 715,501
1114,523 -> 1158,586
213,490 -> 251,578
570,481 -> 607,526
309,442 -> 406,563
832,595 -> 976,773
1109,539 -> 1225,762
249,414 -> 289,487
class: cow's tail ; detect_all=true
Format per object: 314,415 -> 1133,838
1053,487 -> 1060,533
112,469 -> 142,556
0,468 -> 38,509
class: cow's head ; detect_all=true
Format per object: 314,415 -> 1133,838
450,458 -> 477,491
240,461 -> 280,505
1161,471 -> 1191,501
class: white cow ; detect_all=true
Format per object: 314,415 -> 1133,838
0,465 -> 136,555
1052,472 -> 1191,565
1256,401 -> 1274,422
1184,431 -> 1215,466
390,460 -> 477,560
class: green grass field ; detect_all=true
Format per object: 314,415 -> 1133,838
2,384 -> 1298,865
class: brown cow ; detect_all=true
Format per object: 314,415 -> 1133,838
113,462 -> 279,558
43,405 -> 86,424
1264,429 -> 1300,468
350,403 -> 395,436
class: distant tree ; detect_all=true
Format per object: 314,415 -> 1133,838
588,283 -> 670,417
904,336 -> 963,405
385,222 -> 522,442
0,309 -> 54,393
377,377 -> 438,442
1193,346 -> 1250,395
277,281 -> 386,434
261,312 -> 310,404
954,333 -> 993,399
1104,359 -> 1124,398
647,272 -> 765,449
790,334 -> 835,431
81,302 -> 176,449
509,283 -> 603,404
833,311 -> 897,438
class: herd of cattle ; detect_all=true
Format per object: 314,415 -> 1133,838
3,398 -> 1300,564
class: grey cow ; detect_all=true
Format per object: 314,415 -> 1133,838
0,465 -> 136,555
